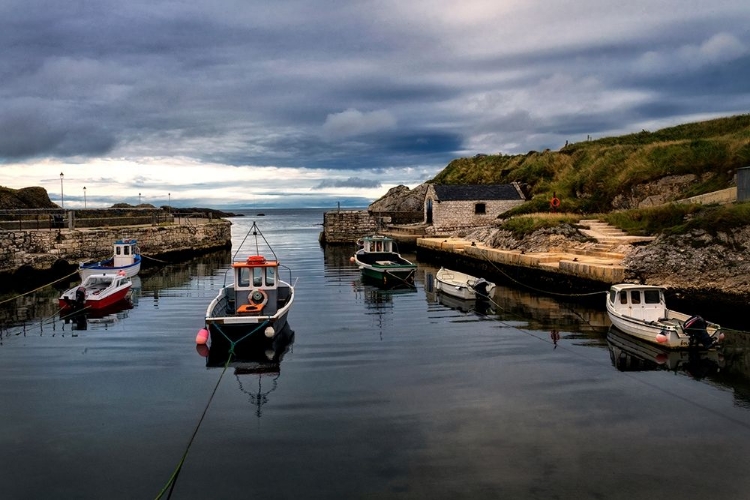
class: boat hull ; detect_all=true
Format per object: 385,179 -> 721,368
205,282 -> 294,348
59,284 -> 132,310
435,267 -> 495,300
79,257 -> 141,279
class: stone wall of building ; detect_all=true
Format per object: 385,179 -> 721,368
427,199 -> 524,233
321,210 -> 382,244
0,220 -> 232,274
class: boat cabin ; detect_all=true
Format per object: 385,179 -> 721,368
608,285 -> 667,322
113,239 -> 139,268
232,255 -> 283,315
359,235 -> 395,253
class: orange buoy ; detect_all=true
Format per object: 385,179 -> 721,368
196,344 -> 209,357
195,327 -> 209,345
349,256 -> 355,263
655,333 -> 668,344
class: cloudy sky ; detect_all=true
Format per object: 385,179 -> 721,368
1,1 -> 748,209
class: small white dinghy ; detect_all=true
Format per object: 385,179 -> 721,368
435,267 -> 496,300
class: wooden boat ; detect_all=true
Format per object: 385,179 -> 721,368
202,222 -> 295,349
352,235 -> 416,287
59,272 -> 133,310
79,239 -> 141,279
605,284 -> 723,349
435,267 -> 495,300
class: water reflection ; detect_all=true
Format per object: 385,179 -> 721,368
423,269 -> 496,315
60,298 -> 134,332
607,326 -> 723,379
199,323 -> 295,418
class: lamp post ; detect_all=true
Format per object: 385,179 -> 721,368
168,193 -> 171,212
138,192 -> 141,205
60,172 -> 64,209
83,186 -> 87,209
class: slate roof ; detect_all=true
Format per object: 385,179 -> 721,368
432,184 -> 523,201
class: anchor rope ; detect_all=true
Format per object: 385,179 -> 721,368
155,320 -> 270,498
0,269 -> 79,306
475,247 -> 608,298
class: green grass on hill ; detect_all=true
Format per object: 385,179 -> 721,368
431,114 -> 750,215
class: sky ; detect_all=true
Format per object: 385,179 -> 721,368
1,1 -> 749,209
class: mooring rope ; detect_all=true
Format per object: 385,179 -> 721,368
154,320 -> 270,498
475,247 -> 608,298
0,269 -> 79,306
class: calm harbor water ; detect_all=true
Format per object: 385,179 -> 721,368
2,208 -> 750,499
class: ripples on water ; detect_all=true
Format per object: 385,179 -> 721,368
1,208 -> 750,499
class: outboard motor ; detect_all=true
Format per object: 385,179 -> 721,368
473,279 -> 490,298
683,315 -> 714,348
74,286 -> 87,307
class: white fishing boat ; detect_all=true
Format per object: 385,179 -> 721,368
200,222 -> 296,350
435,267 -> 496,300
605,283 -> 723,349
59,271 -> 133,311
79,239 -> 141,279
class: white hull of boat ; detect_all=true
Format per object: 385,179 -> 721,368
79,260 -> 141,279
606,284 -> 722,349
435,267 -> 495,300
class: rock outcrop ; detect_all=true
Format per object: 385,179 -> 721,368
0,186 -> 59,209
369,184 -> 428,212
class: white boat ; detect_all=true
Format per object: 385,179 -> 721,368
79,239 -> 141,279
605,283 -> 723,349
59,272 -> 133,311
201,222 -> 296,349
435,267 -> 496,300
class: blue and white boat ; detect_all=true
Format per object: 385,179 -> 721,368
79,239 -> 141,279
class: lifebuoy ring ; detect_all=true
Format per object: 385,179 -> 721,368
248,288 -> 268,308
550,197 -> 560,208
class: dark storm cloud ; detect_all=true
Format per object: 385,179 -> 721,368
312,177 -> 382,190
1,0 -> 749,172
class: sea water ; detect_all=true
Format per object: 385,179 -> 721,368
1,208 -> 749,499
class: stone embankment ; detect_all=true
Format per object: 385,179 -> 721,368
0,219 -> 232,277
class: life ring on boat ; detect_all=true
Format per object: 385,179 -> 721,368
248,288 -> 268,308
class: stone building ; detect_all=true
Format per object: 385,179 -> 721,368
423,183 -> 526,232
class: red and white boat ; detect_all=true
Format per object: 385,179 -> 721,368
59,272 -> 133,310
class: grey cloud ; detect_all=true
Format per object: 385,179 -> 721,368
311,177 -> 382,190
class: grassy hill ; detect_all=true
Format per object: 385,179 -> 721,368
431,114 -> 750,215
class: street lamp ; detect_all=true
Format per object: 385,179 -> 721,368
168,193 -> 171,212
83,186 -> 87,209
138,192 -> 141,205
60,172 -> 64,209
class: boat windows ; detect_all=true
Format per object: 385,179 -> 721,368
116,247 -> 122,255
124,246 -> 130,255
644,290 -> 661,304
630,291 -> 641,304
238,268 -> 250,287
619,292 -> 628,304
265,267 -> 275,286
609,290 -> 616,303
253,268 -> 263,287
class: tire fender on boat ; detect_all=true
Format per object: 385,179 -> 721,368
248,288 -> 268,308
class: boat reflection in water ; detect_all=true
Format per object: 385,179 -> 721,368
60,297 -> 134,332
197,323 -> 295,418
607,326 -> 723,380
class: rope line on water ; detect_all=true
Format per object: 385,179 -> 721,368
0,269 -> 79,306
154,320 -> 270,498
476,247 -> 608,298
154,341 -> 234,500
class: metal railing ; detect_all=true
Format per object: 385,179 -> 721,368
0,208 -> 211,231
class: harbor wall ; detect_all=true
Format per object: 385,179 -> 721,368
320,210 -> 381,244
0,220 -> 232,276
